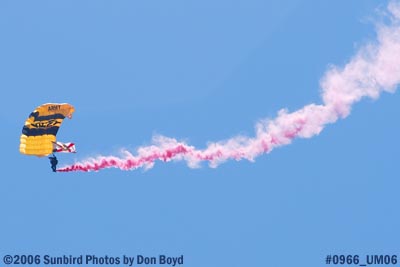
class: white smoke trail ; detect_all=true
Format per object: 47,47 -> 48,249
58,1 -> 400,172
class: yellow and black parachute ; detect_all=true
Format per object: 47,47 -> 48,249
19,103 -> 75,156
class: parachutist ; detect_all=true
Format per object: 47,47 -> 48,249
20,103 -> 76,173
49,154 -> 58,172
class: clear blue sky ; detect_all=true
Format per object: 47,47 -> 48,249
1,0 -> 399,266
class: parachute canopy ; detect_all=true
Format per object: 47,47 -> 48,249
19,103 -> 75,156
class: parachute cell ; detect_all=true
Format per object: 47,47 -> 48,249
19,103 -> 75,156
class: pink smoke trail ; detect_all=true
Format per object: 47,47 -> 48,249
58,1 -> 400,173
